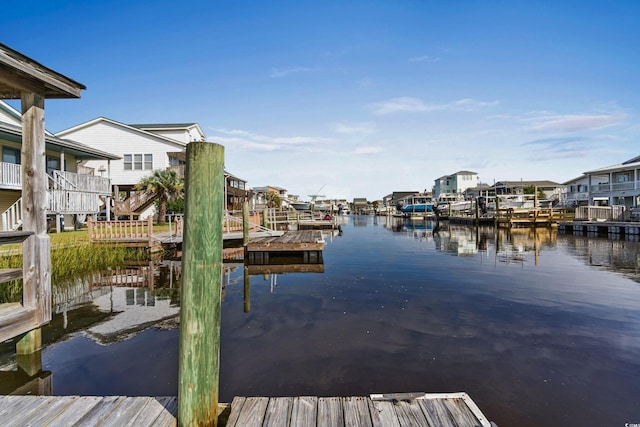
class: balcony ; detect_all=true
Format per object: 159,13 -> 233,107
591,181 -> 639,194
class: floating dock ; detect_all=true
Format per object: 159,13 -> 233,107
246,230 -> 325,264
0,392 -> 496,426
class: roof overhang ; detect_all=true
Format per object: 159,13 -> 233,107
0,43 -> 86,99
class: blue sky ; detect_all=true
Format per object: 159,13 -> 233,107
3,1 -> 639,200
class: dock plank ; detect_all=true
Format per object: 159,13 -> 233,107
442,397 -> 483,427
418,398 -> 457,427
0,395 -> 53,426
226,396 -> 247,427
40,396 -> 102,426
263,397 -> 293,427
152,396 -> 179,427
393,399 -> 430,427
72,395 -> 128,425
233,396 -> 269,427
343,396 -> 373,427
318,397 -> 344,427
290,396 -> 318,427
369,400 -> 401,427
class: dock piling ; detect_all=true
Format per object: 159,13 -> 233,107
178,142 -> 224,427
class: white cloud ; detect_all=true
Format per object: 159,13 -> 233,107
526,113 -> 627,133
354,146 -> 383,154
269,67 -> 311,78
369,97 -> 499,115
210,128 -> 333,152
333,121 -> 376,135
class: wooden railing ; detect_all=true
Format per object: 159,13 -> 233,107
114,190 -> 158,216
1,198 -> 22,231
87,216 -> 154,247
51,170 -> 111,194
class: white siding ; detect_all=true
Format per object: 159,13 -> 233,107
149,129 -> 189,143
60,120 -> 185,187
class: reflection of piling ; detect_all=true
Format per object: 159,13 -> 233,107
244,267 -> 251,313
178,142 -> 224,426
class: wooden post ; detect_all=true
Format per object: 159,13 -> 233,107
178,142 -> 224,427
21,93 -> 51,327
147,215 -> 154,249
242,201 -> 250,246
475,197 -> 479,226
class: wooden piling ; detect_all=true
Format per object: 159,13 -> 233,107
242,201 -> 250,246
178,142 -> 224,427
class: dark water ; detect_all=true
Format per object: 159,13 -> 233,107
2,216 -> 640,426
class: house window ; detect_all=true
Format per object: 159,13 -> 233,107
46,157 -> 60,176
124,154 -> 153,171
2,147 -> 20,164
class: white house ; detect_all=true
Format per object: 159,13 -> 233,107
433,171 -> 479,201
583,155 -> 640,207
56,118 -> 206,218
0,101 -> 119,231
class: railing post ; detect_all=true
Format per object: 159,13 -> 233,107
179,142 -> 224,427
147,215 -> 153,248
243,201 -> 250,246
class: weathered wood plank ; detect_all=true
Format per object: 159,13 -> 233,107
290,396 -> 318,427
318,396 -> 344,427
15,396 -> 77,426
226,396 -> 247,427
233,396 -> 269,427
442,398 -> 483,427
101,396 -> 156,427
0,231 -> 33,244
0,395 -> 53,426
39,396 -> 102,426
153,396 -> 179,427
393,399 -> 430,427
0,268 -> 23,284
343,396 -> 373,427
368,400 -> 401,427
263,397 -> 293,427
418,398 -> 457,427
72,395 -> 128,425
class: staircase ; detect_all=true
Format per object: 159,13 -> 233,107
114,190 -> 159,217
1,198 -> 22,231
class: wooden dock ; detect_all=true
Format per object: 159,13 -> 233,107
246,230 -> 325,264
0,392 -> 495,426
558,220 -> 640,237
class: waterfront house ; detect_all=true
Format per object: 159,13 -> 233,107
493,180 -> 563,203
252,186 -> 288,210
224,172 -> 250,212
561,175 -> 594,207
352,198 -> 369,214
433,171 -> 479,201
582,155 -> 640,207
0,101 -> 119,231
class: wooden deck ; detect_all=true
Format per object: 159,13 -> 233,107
558,220 -> 640,237
0,392 -> 495,426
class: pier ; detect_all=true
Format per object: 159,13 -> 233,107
558,220 -> 640,238
0,392 -> 494,426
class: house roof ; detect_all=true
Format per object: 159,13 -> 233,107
0,43 -> 85,99
494,180 -> 561,188
129,123 -> 206,141
584,155 -> 640,174
56,117 -> 188,149
0,120 -> 120,160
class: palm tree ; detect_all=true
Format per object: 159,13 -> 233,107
265,191 -> 282,208
136,169 -> 183,224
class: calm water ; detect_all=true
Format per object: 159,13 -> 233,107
2,216 -> 640,426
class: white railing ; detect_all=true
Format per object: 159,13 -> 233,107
47,190 -> 102,214
575,205 -> 626,221
0,162 -> 21,189
1,198 -> 22,231
223,211 -> 280,236
51,170 -> 111,194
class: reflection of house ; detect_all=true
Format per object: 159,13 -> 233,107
56,118 -> 206,219
0,102 -> 119,231
433,171 -> 479,201
583,156 -> 640,207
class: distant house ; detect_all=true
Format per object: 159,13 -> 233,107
582,155 -> 640,207
388,191 -> 418,212
0,101 -> 119,231
352,197 -> 369,214
493,180 -> 563,202
252,186 -> 288,210
433,171 -> 478,201
224,172 -> 250,212
562,175 -> 593,207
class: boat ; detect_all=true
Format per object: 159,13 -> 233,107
338,203 -> 351,215
289,201 -> 311,211
400,195 -> 435,215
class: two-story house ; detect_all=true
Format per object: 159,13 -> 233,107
56,118 -> 206,219
0,101 -> 119,231
583,155 -> 640,207
433,171 -> 479,202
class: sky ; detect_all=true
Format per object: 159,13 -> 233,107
2,1 -> 639,201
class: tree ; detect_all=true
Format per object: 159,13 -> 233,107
136,169 -> 183,224
265,191 -> 282,208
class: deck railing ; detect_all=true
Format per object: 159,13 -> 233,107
575,205 -> 626,221
51,170 -> 111,194
87,216 -> 154,247
0,162 -> 22,189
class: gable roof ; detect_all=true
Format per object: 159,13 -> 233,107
0,120 -> 120,160
56,117 -> 189,149
0,42 -> 85,99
